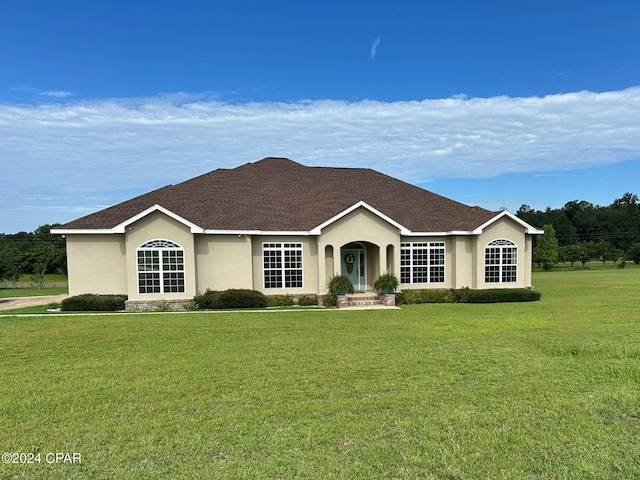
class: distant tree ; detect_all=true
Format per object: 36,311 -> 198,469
536,224 -> 559,270
577,246 -> 591,267
23,224 -> 66,276
562,200 -> 597,243
0,239 -> 20,285
560,243 -> 587,267
627,243 -> 640,265
591,240 -> 618,265
516,204 -> 541,228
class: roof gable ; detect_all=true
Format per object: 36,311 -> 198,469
54,157 -> 527,235
310,201 -> 407,235
472,210 -> 543,235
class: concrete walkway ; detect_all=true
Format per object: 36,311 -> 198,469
0,294 -> 70,311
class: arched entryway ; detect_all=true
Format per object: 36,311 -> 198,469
340,242 -> 366,290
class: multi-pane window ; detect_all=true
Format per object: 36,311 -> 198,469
400,242 -> 445,284
485,239 -> 517,283
263,243 -> 303,289
137,239 -> 185,294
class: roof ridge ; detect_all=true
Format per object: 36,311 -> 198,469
56,157 -> 497,232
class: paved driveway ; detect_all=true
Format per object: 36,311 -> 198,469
0,294 -> 70,311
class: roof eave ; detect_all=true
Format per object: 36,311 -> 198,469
52,205 -> 205,235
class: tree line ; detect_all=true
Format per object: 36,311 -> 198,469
516,192 -> 640,266
0,224 -> 67,286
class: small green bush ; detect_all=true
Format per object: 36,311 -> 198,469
219,289 -> 266,309
453,286 -> 472,304
61,294 -> 127,312
194,289 -> 267,309
193,289 -> 222,310
297,295 -> 319,307
328,275 -> 354,295
153,300 -> 171,312
183,299 -> 199,311
373,273 -> 399,293
322,294 -> 337,307
266,295 -> 295,307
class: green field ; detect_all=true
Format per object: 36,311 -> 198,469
0,274 -> 68,298
1,268 -> 639,479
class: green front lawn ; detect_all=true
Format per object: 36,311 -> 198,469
1,269 -> 639,479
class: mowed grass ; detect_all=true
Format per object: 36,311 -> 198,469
1,269 -> 639,479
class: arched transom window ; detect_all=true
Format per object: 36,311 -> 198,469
137,239 -> 185,294
485,239 -> 517,283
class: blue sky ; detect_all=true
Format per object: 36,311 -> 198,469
2,0 -> 640,233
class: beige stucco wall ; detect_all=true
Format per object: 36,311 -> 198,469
65,234 -> 127,296
398,219 -> 535,290
63,210 -> 536,300
125,211 -> 196,301
475,217 -> 531,289
195,234 -> 253,292
451,236 -> 475,289
318,207 -> 401,293
251,235 -> 319,295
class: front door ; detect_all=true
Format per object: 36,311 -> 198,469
341,245 -> 366,291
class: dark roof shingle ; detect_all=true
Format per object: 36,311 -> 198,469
59,157 -> 498,232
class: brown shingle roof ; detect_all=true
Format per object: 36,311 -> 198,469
58,157 -> 499,232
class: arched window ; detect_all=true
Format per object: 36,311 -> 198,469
485,239 -> 517,283
137,240 -> 185,294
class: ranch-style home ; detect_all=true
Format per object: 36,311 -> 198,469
52,157 -> 542,307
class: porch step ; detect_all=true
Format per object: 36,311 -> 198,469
343,293 -> 383,308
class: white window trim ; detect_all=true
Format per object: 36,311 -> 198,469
400,242 -> 446,284
136,239 -> 185,294
484,239 -> 518,284
262,242 -> 304,289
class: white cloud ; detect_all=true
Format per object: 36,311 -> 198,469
370,37 -> 381,60
1,87 -> 640,228
40,90 -> 74,98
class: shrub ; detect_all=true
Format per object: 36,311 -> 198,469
218,289 -> 266,309
397,289 -> 454,305
399,287 -> 541,305
322,294 -> 337,307
153,300 -> 171,312
297,295 -> 319,306
373,273 -> 399,294
395,291 -> 408,305
194,289 -> 267,310
327,275 -> 354,295
266,295 -> 295,307
453,286 -> 472,304
463,289 -> 498,304
461,288 -> 541,303
193,289 -> 222,310
61,294 -> 127,312
182,299 -> 199,311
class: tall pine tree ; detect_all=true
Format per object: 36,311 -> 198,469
536,224 -> 559,270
